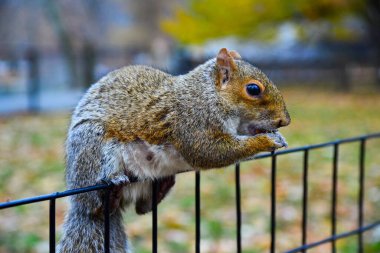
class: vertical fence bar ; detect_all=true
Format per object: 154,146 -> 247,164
104,188 -> 111,253
270,153 -> 277,253
49,198 -> 56,253
301,149 -> 309,253
331,144 -> 339,253
235,163 -> 242,253
152,181 -> 158,253
358,139 -> 366,253
195,171 -> 201,253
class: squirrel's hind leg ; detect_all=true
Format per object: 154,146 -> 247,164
135,175 -> 176,214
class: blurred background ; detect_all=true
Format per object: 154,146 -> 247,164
0,0 -> 379,252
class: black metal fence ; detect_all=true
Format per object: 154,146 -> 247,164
1,133 -> 380,253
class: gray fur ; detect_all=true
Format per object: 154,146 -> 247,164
58,51 -> 290,252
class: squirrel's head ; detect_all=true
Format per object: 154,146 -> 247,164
215,48 -> 291,136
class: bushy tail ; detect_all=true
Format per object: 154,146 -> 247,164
58,207 -> 128,253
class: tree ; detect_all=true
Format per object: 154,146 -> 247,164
363,0 -> 380,84
43,0 -> 79,88
42,0 -> 106,88
161,0 -> 363,44
161,0 -> 380,84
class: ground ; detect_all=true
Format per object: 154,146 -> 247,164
0,86 -> 379,253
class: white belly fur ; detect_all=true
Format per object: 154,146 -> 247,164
120,140 -> 194,204
121,140 -> 194,179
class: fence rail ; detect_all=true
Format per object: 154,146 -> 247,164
1,133 -> 380,253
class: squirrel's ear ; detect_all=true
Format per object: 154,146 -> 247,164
216,48 -> 236,90
229,50 -> 242,60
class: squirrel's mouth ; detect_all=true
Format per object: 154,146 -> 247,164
247,124 -> 277,136
237,121 -> 279,136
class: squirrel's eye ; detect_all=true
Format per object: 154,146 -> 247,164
246,83 -> 261,96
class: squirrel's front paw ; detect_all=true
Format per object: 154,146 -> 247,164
263,131 -> 288,151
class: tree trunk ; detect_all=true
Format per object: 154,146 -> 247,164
82,41 -> 96,88
365,0 -> 380,87
42,0 -> 79,88
26,48 -> 40,113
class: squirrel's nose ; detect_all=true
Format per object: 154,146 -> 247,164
276,113 -> 291,128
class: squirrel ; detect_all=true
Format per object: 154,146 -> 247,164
57,48 -> 290,252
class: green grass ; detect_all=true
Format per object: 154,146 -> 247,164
0,87 -> 380,252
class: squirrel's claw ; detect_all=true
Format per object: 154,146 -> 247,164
110,175 -> 131,185
99,174 -> 131,187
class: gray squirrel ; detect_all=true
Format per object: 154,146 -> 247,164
57,48 -> 290,252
